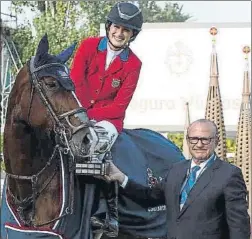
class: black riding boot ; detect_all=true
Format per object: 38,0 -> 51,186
90,188 -> 107,233
90,181 -> 119,237
103,181 -> 119,237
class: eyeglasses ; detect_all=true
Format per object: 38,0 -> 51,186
187,136 -> 215,145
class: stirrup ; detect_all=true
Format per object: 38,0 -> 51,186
103,218 -> 119,237
91,216 -> 105,231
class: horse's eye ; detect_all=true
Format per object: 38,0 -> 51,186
45,81 -> 57,88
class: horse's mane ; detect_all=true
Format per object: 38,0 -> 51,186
4,66 -> 29,126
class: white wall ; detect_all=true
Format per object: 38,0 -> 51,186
101,23 -> 251,131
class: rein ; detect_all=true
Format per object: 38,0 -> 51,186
5,57 -> 89,227
7,146 -> 60,226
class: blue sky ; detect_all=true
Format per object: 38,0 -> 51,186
1,1 -> 251,25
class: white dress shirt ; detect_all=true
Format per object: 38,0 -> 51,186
120,174 -> 128,188
105,43 -> 123,70
190,153 -> 216,180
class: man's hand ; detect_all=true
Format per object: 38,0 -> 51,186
104,161 -> 126,184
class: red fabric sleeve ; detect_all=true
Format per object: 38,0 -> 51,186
70,39 -> 90,88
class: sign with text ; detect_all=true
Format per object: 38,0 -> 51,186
100,23 -> 251,131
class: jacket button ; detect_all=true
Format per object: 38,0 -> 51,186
95,89 -> 99,94
90,100 -> 95,104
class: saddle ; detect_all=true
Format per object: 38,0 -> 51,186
80,128 -> 185,238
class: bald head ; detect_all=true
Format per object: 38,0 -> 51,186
187,119 -> 218,138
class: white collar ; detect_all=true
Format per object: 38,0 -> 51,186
191,153 -> 216,169
107,43 -> 123,56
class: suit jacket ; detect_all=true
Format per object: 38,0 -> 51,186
123,157 -> 250,239
70,36 -> 142,132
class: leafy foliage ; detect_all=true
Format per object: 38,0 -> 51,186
226,138 -> 236,153
0,134 -> 3,154
10,1 -> 87,65
138,1 -> 191,22
79,1 -> 118,36
10,24 -> 34,65
167,132 -> 184,150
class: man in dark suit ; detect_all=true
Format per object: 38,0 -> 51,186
104,119 -> 250,239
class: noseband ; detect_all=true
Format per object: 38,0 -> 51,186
27,56 -> 90,136
5,57 -> 90,227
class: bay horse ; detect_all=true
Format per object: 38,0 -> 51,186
1,34 -> 94,238
1,34 -> 185,239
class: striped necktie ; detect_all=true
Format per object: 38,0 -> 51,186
180,165 -> 201,208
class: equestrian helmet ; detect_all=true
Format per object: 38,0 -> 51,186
106,2 -> 143,41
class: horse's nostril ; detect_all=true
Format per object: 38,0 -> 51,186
82,134 -> 91,145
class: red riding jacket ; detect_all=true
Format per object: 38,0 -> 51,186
70,36 -> 142,133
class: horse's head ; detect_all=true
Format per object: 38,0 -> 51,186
5,34 -> 89,159
3,34 -> 91,227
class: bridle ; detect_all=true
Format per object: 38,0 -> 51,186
5,56 -> 90,227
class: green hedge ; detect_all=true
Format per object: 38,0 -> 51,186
0,134 -> 2,154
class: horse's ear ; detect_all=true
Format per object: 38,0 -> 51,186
35,34 -> 49,61
56,42 -> 77,63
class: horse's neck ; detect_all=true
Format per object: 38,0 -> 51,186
5,122 -> 33,199
6,123 -> 54,177
6,123 -> 61,226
